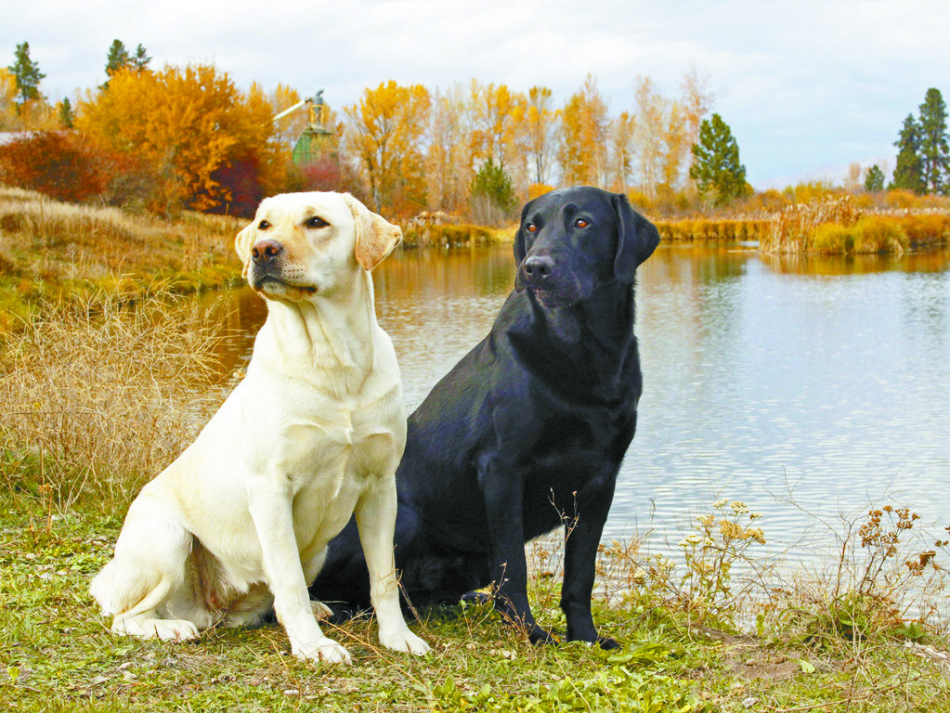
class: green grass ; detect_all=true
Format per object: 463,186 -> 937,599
3,489 -> 950,712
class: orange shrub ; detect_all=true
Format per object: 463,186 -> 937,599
0,131 -> 117,203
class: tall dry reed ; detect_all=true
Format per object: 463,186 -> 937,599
0,288 -> 229,512
761,196 -> 863,254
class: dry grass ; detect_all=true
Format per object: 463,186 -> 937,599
655,218 -> 772,242
760,195 -> 950,255
0,287 -> 229,513
0,187 -> 244,331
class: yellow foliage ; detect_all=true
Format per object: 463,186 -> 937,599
527,184 -> 555,201
77,64 -> 282,214
0,69 -> 18,130
345,80 -> 431,217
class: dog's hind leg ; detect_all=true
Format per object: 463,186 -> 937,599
90,494 -> 201,642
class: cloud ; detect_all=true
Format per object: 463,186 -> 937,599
3,0 -> 949,186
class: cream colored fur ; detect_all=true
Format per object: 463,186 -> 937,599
90,191 -> 429,664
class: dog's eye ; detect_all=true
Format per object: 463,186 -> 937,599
305,216 -> 329,229
258,220 -> 270,230
525,223 -> 537,233
575,218 -> 590,229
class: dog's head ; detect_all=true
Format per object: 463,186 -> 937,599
513,187 -> 660,308
234,192 -> 402,302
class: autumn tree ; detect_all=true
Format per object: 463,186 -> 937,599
680,66 -> 716,185
525,86 -> 558,187
470,82 -> 526,177
558,74 -> 610,187
78,64 -> 283,214
918,87 -> 949,194
631,76 -> 667,199
689,113 -> 747,206
426,84 -> 476,213
0,69 -> 18,130
345,80 -> 430,216
608,111 -> 635,193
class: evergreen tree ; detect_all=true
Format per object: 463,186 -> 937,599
131,44 -> 152,72
689,113 -> 747,206
58,97 -> 74,128
469,157 -> 515,224
105,40 -> 151,86
8,41 -> 45,106
864,164 -> 885,192
105,40 -> 131,77
890,113 -> 924,193
918,87 -> 949,194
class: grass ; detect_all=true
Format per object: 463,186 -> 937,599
0,187 -> 245,332
760,196 -> 950,255
3,287 -> 950,711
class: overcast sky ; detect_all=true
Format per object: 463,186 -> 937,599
4,0 -> 948,188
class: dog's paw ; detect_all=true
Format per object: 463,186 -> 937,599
596,635 -> 621,650
112,616 -> 200,642
379,627 -> 431,655
309,599 -> 334,621
294,637 -> 352,665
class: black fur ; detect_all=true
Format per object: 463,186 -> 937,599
311,187 -> 660,647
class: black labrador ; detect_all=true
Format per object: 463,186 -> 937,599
311,186 -> 659,647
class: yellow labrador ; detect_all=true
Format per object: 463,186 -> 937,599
90,192 -> 429,663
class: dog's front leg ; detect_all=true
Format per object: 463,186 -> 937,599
247,482 -> 351,664
481,461 -> 553,645
354,476 -> 430,654
561,476 -> 620,649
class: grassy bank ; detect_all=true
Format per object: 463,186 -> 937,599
2,288 -> 950,711
0,188 -> 246,332
760,197 -> 950,255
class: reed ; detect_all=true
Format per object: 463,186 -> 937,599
656,218 -> 772,242
0,287 -> 228,513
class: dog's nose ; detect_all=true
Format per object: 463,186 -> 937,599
251,239 -> 283,265
522,255 -> 555,283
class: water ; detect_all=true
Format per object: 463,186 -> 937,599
212,244 -> 950,562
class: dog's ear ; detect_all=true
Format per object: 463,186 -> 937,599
343,194 -> 403,271
612,193 -> 660,282
234,223 -> 256,280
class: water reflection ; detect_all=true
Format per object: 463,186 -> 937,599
211,244 -> 950,562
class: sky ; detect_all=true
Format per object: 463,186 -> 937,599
3,0 -> 949,188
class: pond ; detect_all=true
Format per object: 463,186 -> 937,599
213,244 -> 950,562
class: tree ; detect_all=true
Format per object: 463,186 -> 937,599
425,84 -> 475,213
608,111 -> 635,193
0,69 -> 18,130
689,113 -> 747,206
8,41 -> 45,107
105,40 -> 151,87
78,64 -> 283,214
345,80 -> 430,215
470,82 -> 526,171
680,65 -> 716,185
890,113 -> 924,194
632,76 -> 667,198
58,97 -> 74,128
864,164 -> 885,192
557,74 -> 610,187
469,157 -> 515,225
918,87 -> 949,194
105,40 -> 131,78
525,86 -> 558,186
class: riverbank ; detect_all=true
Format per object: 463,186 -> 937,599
2,285 -> 949,711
